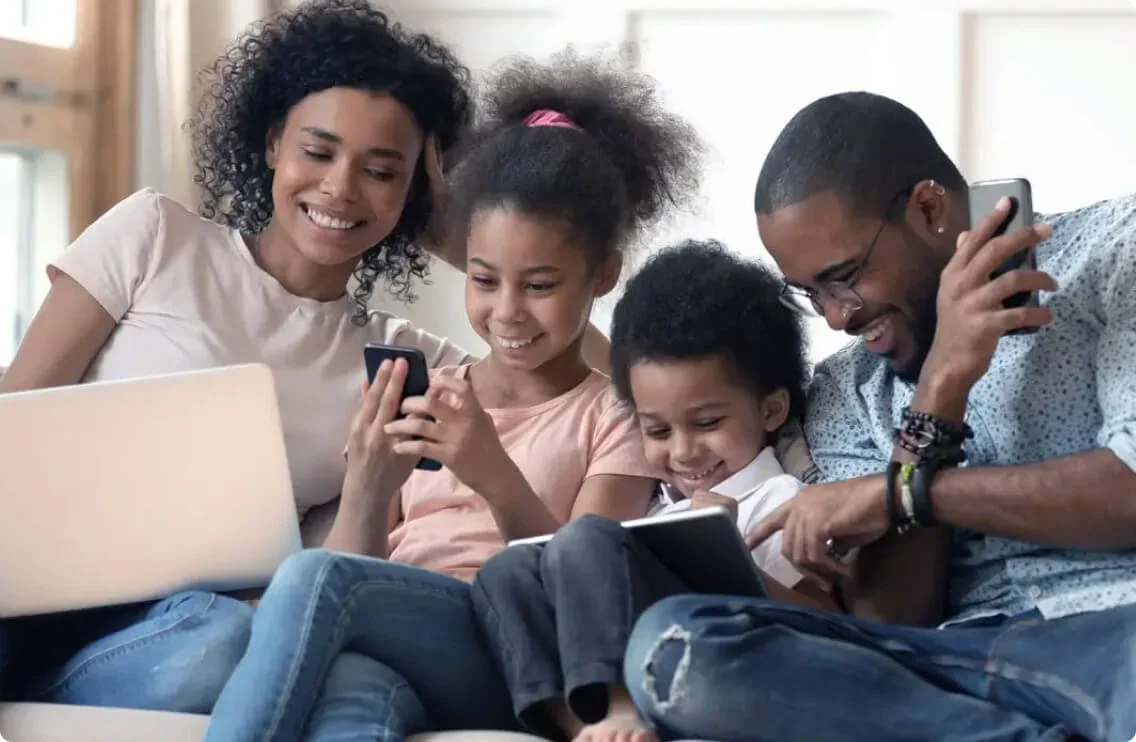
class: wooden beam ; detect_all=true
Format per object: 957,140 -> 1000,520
94,0 -> 139,219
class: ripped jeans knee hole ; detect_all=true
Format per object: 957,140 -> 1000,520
640,623 -> 692,712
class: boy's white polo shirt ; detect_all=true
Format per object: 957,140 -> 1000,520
654,446 -> 804,588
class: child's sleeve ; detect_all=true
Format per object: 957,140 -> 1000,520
583,388 -> 655,480
743,476 -> 805,589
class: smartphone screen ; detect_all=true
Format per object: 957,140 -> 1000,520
363,344 -> 441,471
967,178 -> 1038,315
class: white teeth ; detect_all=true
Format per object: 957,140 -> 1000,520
678,464 -> 717,481
863,321 -> 885,343
305,207 -> 360,230
496,336 -> 537,350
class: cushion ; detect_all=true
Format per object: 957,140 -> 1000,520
0,703 -> 546,742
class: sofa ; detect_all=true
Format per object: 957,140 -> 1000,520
0,703 -> 548,741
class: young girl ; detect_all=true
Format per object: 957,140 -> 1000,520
0,0 -> 474,713
472,239 -> 841,742
201,50 -> 702,742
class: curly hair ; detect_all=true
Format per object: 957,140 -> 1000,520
447,47 -> 702,264
190,0 -> 473,322
610,239 -> 810,423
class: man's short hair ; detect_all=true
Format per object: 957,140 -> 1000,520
754,92 -> 966,220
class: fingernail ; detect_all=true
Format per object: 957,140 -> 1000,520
1037,223 -> 1053,238
997,196 -> 1011,209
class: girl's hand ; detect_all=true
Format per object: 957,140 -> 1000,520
342,359 -> 417,506
386,374 -> 514,498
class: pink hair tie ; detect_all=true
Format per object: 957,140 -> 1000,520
522,109 -> 581,131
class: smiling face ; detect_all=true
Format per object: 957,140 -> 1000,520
759,189 -> 954,381
266,87 -> 424,270
630,355 -> 788,498
465,207 -> 619,371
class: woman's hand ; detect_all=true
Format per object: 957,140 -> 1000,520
342,358 -> 418,507
386,374 -> 516,500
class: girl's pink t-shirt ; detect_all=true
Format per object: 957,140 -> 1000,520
388,368 -> 653,581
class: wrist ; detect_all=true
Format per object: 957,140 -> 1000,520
473,456 -> 528,505
341,475 -> 396,513
912,365 -> 970,423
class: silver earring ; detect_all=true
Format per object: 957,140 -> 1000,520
936,226 -> 946,234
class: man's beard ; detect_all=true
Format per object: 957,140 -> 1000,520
892,289 -> 939,383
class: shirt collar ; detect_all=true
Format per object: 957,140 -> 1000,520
709,446 -> 784,498
658,446 -> 784,504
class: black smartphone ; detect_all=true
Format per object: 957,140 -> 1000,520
968,178 -> 1039,323
363,343 -> 441,471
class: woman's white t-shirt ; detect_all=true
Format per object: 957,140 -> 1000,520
49,188 -> 471,515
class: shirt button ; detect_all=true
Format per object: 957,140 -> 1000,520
1027,585 -> 1043,600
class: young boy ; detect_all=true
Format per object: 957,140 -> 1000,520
471,239 -> 838,742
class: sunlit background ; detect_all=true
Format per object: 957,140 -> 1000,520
2,0 -> 1135,367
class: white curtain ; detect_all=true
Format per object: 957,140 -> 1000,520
148,0 -> 284,207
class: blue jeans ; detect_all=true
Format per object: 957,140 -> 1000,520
625,595 -> 1136,742
472,515 -> 688,736
204,549 -> 519,742
0,590 -> 252,712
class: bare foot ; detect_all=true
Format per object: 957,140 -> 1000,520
573,686 -> 656,742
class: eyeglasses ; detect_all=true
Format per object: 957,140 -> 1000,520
778,187 -> 913,319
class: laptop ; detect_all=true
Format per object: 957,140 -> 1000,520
509,506 -> 768,598
0,364 -> 302,618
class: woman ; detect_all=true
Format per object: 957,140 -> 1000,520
0,0 -> 481,714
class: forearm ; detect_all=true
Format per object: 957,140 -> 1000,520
480,464 -> 562,542
912,368 -> 1136,548
930,449 -> 1136,549
841,376 -> 958,625
844,527 -> 951,626
323,495 -> 394,557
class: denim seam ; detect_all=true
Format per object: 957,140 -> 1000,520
988,620 -> 1105,740
40,592 -> 221,698
261,558 -> 476,741
382,678 -> 418,742
908,651 -> 1104,739
469,585 -> 528,696
261,556 -> 341,742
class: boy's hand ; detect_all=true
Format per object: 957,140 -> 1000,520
386,374 -> 513,497
690,489 -> 738,523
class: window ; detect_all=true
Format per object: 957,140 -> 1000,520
0,0 -> 135,365
0,0 -> 77,47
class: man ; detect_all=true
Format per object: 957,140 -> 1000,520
623,92 -> 1136,742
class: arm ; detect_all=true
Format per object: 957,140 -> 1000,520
2,190 -> 164,394
898,208 -> 1136,551
801,365 -> 952,626
479,470 -> 653,542
323,491 -> 402,556
0,273 -> 115,393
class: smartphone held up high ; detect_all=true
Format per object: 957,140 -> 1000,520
968,178 -> 1039,334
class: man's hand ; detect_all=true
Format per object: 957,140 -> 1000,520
920,198 -> 1056,400
689,489 -> 738,522
746,476 -> 890,579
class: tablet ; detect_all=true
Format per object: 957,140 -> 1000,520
509,506 -> 767,598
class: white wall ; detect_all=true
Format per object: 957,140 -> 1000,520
132,0 -> 1136,363
370,0 -> 1136,364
